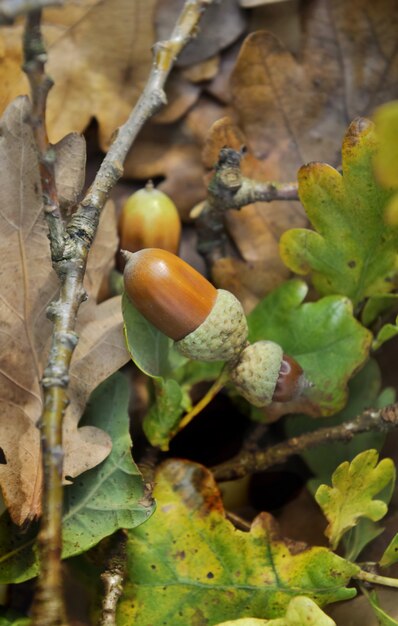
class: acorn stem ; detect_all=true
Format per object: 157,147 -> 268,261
355,569 -> 398,589
174,367 -> 230,434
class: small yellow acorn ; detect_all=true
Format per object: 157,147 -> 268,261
119,181 -> 181,256
229,341 -> 306,407
123,248 -> 248,362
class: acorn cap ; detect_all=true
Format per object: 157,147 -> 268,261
176,289 -> 248,362
230,341 -> 284,407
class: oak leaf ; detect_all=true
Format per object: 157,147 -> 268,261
201,0 -> 398,307
315,450 -> 396,550
0,97 -> 128,525
117,459 -> 358,625
0,0 -> 157,149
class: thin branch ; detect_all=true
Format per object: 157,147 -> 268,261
99,530 -> 128,626
0,0 -> 62,23
169,367 -> 229,442
212,404 -> 398,482
23,11 -> 67,626
23,11 -> 65,259
226,511 -> 251,531
24,2 -> 215,626
196,147 -> 299,267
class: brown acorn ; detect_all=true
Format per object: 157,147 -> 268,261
123,248 -> 248,362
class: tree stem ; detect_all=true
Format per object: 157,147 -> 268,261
212,404 -> 398,482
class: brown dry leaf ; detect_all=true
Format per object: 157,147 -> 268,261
0,97 -> 58,524
181,55 -> 220,83
201,0 -> 398,306
0,97 -> 128,525
205,41 -> 242,105
124,112 -> 217,221
0,0 -> 157,149
211,257 -> 289,314
155,0 -> 247,67
247,1 -> 302,55
153,71 -> 201,125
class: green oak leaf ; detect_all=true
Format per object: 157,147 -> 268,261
142,358 -> 223,450
361,294 -> 398,327
0,373 -> 154,583
287,360 -> 395,562
315,450 -> 396,550
280,118 -> 398,306
247,279 -> 372,418
122,292 -> 187,378
143,378 -> 190,450
373,320 -> 398,350
216,597 -> 335,625
379,533 -> 398,568
117,459 -> 358,626
361,588 -> 398,626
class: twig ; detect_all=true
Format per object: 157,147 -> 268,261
169,367 -> 229,441
196,147 -> 299,267
212,404 -> 398,482
99,530 -> 128,626
0,0 -> 62,23
22,2 -> 215,625
23,11 -> 67,626
23,11 -> 65,260
226,511 -> 251,531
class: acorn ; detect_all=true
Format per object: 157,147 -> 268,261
229,340 -> 306,407
123,248 -> 248,362
119,181 -> 181,257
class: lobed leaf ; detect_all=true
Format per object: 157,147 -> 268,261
361,588 -> 398,626
0,98 -> 128,525
117,459 -> 358,625
315,450 -> 396,549
280,119 -> 398,306
0,373 -> 154,583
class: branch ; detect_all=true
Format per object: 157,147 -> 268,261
196,147 -> 299,267
23,10 -> 65,258
212,404 -> 398,482
0,0 -> 62,23
23,11 -> 67,626
99,530 -> 128,626
23,2 -> 215,625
